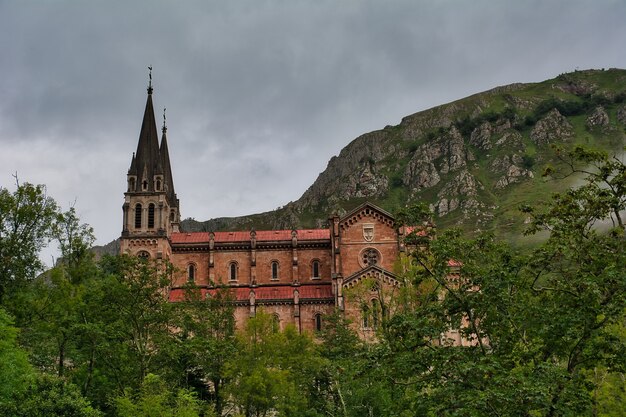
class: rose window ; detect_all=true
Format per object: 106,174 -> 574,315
361,248 -> 380,267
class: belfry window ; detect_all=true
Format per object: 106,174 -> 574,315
148,204 -> 155,228
187,264 -> 195,282
271,261 -> 279,280
142,180 -> 148,191
134,203 -> 142,228
156,180 -> 161,191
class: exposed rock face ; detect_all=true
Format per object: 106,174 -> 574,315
403,127 -> 469,193
530,109 -> 573,145
586,106 -> 610,129
616,105 -> 626,125
470,122 -> 494,150
435,170 -> 483,216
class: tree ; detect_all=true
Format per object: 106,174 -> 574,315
224,311 -> 326,417
377,147 -> 626,416
0,178 -> 58,304
0,308 -> 34,409
113,373 -> 207,417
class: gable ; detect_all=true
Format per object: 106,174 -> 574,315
338,202 -> 395,233
342,265 -> 401,289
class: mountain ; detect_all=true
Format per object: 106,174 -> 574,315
179,69 -> 625,245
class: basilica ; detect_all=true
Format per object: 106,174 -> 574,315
120,85 -> 423,336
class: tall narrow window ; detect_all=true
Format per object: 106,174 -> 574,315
372,299 -> 380,328
187,264 -> 195,282
312,260 -> 320,279
362,304 -> 370,329
315,313 -> 322,332
156,180 -> 161,191
271,261 -> 279,280
229,262 -> 237,281
272,314 -> 280,332
134,203 -> 142,228
148,203 -> 155,228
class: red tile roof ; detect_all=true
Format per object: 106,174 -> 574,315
170,229 -> 330,244
169,284 -> 333,302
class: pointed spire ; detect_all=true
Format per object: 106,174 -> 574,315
160,115 -> 177,206
129,77 -> 161,190
128,152 -> 136,173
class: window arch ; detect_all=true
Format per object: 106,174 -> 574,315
187,264 -> 196,282
137,250 -> 150,260
229,262 -> 238,281
362,304 -> 370,329
272,313 -> 280,333
148,203 -> 155,228
314,313 -> 322,332
311,260 -> 320,279
371,299 -> 380,328
134,203 -> 142,228
271,261 -> 279,280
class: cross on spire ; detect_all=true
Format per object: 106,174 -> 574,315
147,65 -> 153,94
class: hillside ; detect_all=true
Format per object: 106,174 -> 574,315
180,69 -> 626,244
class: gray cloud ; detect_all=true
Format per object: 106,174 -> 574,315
1,0 -> 625,261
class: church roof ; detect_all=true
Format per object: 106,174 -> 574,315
170,229 -> 330,244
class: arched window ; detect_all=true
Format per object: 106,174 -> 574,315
315,313 -> 322,332
137,250 -> 150,260
128,178 -> 136,192
272,314 -> 280,333
148,203 -> 155,228
156,179 -> 161,191
371,299 -> 380,328
134,203 -> 142,228
142,180 -> 148,191
362,304 -> 370,329
312,260 -> 320,279
271,261 -> 279,280
187,264 -> 196,282
229,262 -> 237,281
170,211 -> 175,221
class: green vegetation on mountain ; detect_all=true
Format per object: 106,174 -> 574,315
184,69 -> 626,246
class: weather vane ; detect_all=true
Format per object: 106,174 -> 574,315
148,66 -> 153,91
162,107 -> 167,132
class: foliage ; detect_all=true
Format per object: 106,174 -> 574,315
113,373 -> 207,417
0,178 -> 58,303
0,308 -> 34,408
1,373 -> 102,417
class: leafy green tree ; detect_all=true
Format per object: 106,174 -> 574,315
378,147 -> 626,416
113,373 -> 208,417
0,178 -> 58,304
2,374 -> 102,417
224,311 -> 326,417
165,284 -> 236,414
0,308 -> 34,409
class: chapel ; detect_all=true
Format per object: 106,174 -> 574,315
120,84 -> 419,336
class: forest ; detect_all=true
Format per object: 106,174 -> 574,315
0,146 -> 624,417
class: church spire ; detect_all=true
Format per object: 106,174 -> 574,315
128,69 -> 162,191
160,107 -> 177,207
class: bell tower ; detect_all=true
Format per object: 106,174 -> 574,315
120,72 -> 180,259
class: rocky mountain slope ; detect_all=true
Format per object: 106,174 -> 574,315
180,69 -> 625,244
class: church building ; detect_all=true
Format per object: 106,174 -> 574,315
120,84 -> 416,336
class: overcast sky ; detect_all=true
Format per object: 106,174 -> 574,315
1,0 -> 625,262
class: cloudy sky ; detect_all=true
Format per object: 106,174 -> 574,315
1,0 -> 625,261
